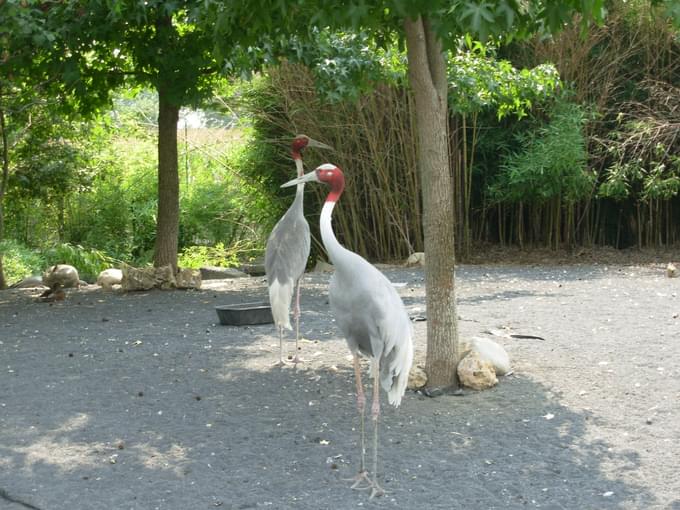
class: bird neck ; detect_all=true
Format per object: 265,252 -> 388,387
320,200 -> 347,266
293,183 -> 305,205
294,155 -> 304,177
293,155 -> 305,194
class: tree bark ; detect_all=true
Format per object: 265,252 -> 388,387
153,83 -> 180,270
404,16 -> 460,390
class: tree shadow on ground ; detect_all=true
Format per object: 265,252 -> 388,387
0,273 -> 668,509
0,363 -> 656,510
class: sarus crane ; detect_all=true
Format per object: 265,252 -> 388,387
282,163 -> 413,498
265,135 -> 331,365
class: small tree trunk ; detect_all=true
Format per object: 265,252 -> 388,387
0,106 -> 9,289
405,16 -> 459,390
518,202 -> 524,249
153,84 -> 180,270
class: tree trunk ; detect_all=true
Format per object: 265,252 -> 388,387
0,106 -> 9,289
404,16 -> 460,390
153,84 -> 180,270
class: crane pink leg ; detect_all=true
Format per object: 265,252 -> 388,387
369,366 -> 385,498
345,354 -> 372,490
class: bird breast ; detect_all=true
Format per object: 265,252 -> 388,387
329,259 -> 409,361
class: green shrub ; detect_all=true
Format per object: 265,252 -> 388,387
43,243 -> 115,283
0,240 -> 46,284
178,241 -> 259,269
488,99 -> 594,204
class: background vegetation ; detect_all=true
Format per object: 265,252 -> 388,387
1,0 -> 678,285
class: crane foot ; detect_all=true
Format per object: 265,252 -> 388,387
291,354 -> 304,364
369,481 -> 385,499
344,470 -> 371,490
343,471 -> 385,498
271,359 -> 291,368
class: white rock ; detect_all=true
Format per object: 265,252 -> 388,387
667,263 -> 677,278
43,264 -> 80,288
457,352 -> 498,390
97,268 -> 123,290
467,337 -> 511,376
405,252 -> 425,267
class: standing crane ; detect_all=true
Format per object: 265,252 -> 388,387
265,135 -> 332,365
282,163 -> 413,498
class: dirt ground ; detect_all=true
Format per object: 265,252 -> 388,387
0,258 -> 679,509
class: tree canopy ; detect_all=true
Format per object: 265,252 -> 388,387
34,0 -> 226,269
199,0 -> 612,390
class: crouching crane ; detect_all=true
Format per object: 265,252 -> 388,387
265,135 -> 332,365
282,163 -> 413,497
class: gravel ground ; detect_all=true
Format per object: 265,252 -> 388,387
0,262 -> 679,510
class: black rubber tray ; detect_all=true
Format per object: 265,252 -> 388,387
215,302 -> 273,326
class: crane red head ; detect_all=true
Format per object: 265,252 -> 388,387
291,134 -> 333,160
281,163 -> 345,203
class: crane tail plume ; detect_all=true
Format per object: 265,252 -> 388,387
379,330 -> 414,408
268,279 -> 294,331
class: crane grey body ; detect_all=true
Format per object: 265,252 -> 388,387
265,189 -> 310,310
264,184 -> 310,362
282,163 -> 413,498
264,135 -> 331,365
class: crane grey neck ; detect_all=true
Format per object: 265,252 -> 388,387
292,182 -> 305,206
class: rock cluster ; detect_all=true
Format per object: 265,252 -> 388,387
457,352 -> 498,390
407,365 -> 428,390
121,265 -> 201,291
457,337 -> 511,390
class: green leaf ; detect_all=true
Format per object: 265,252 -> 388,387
460,1 -> 496,40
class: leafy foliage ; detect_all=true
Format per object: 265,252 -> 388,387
1,238 -> 114,286
449,40 -> 560,118
33,0 -> 223,113
597,81 -> 680,204
44,243 -> 114,282
178,241 -> 259,269
488,99 -> 593,204
0,239 -> 45,283
8,111 -> 96,201
291,30 -> 407,102
2,88 -> 276,275
205,0 -> 609,69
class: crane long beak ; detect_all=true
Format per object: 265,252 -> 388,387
307,137 -> 334,151
281,171 -> 319,188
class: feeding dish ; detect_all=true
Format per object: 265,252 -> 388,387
215,302 -> 273,326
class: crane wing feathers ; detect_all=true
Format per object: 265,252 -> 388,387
329,255 -> 413,407
264,197 -> 311,330
265,205 -> 311,285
